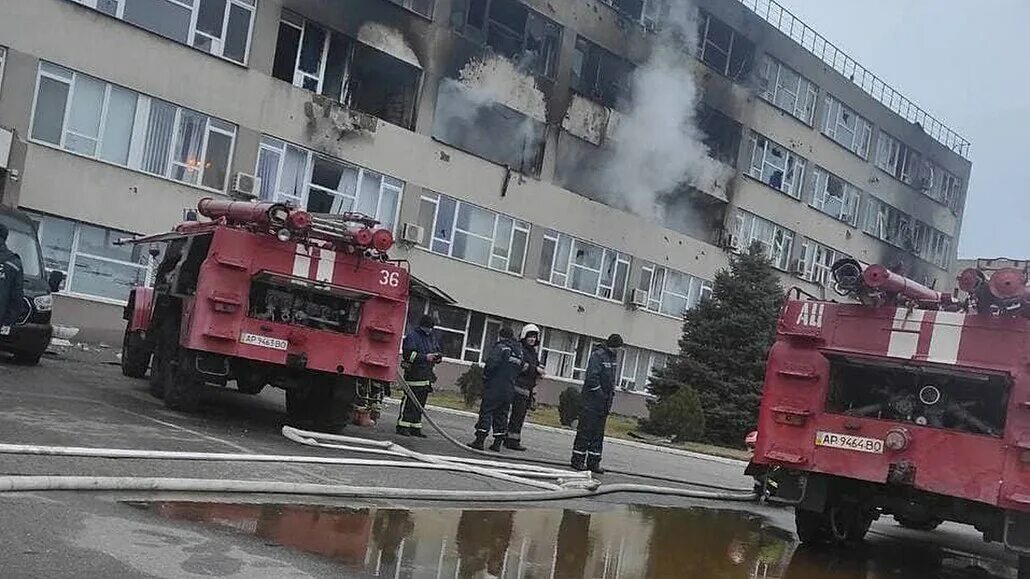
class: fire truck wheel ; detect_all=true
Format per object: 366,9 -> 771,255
148,320 -> 176,399
894,514 -> 943,531
121,329 -> 151,379
1019,555 -> 1030,579
164,351 -> 203,413
796,504 -> 873,546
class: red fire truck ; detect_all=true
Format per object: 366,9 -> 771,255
119,198 -> 415,431
750,258 -> 1030,574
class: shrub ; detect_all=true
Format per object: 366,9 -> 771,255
644,383 -> 706,442
558,387 -> 582,427
456,365 -> 485,408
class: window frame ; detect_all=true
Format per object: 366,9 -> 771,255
256,136 -> 402,232
71,0 -> 257,66
459,0 -> 562,80
417,191 -> 530,276
757,53 -> 818,125
28,61 -> 237,193
733,210 -> 794,271
389,0 -> 435,19
747,132 -> 807,199
808,166 -> 861,226
699,12 -> 754,80
821,94 -> 873,159
538,231 -> 631,303
639,263 -> 712,319
797,239 -> 844,286
28,212 -> 150,305
862,195 -> 952,268
0,46 -> 6,100
874,131 -> 920,185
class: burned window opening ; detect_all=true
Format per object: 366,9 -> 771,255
827,356 -> 1010,438
431,78 -> 545,175
271,12 -> 421,130
698,106 -> 741,166
451,0 -> 562,79
388,0 -> 435,19
571,36 -> 634,110
699,12 -> 754,81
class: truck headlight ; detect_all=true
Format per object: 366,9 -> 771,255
33,294 -> 53,313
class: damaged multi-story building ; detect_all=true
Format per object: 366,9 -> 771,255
0,0 -> 970,416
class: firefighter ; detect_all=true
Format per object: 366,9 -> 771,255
0,223 -> 25,335
468,326 -> 526,452
571,334 -> 623,473
397,314 -> 443,438
504,324 -> 544,451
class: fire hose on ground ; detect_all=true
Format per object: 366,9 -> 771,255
0,376 -> 757,502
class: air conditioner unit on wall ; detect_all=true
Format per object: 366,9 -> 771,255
630,288 -> 648,308
231,172 -> 261,198
401,223 -> 424,245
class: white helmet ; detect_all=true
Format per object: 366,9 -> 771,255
520,324 -> 541,339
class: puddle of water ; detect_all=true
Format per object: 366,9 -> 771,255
127,501 -> 1011,579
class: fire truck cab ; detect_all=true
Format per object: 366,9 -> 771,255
751,259 -> 1030,574
120,199 -> 414,431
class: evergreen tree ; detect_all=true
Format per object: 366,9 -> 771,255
645,243 -> 784,446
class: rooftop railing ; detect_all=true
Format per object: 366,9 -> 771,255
737,0 -> 971,158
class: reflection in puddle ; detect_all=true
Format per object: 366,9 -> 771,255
128,501 -> 1010,578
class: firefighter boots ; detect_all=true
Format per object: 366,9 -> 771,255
587,458 -> 605,474
410,429 -> 428,439
571,453 -> 587,471
467,433 -> 487,450
489,436 -> 505,452
396,426 -> 411,437
504,438 -> 527,451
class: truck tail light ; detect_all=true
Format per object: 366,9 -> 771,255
885,428 -> 910,451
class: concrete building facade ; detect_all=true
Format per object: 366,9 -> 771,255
0,0 -> 971,416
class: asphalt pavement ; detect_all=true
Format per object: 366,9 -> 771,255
0,347 -> 1019,578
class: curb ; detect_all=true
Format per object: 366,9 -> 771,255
383,398 -> 748,468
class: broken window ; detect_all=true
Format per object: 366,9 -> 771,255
933,167 -> 963,210
874,131 -> 920,184
570,36 -> 634,109
272,11 -> 421,129
639,263 -> 711,318
452,0 -> 562,79
861,195 -> 950,265
797,239 -> 845,286
255,136 -> 402,231
698,106 -> 742,166
417,191 -> 531,275
431,78 -> 545,174
388,0 -> 434,18
747,132 -> 807,199
732,210 -> 794,271
808,167 -> 861,226
539,231 -> 630,302
596,0 -> 660,26
756,53 -> 818,125
822,94 -> 874,159
699,12 -> 754,81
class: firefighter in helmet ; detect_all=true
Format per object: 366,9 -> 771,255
571,333 -> 623,473
504,324 -> 544,451
469,326 -> 526,452
397,314 -> 443,437
0,223 -> 25,335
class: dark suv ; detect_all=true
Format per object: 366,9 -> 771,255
0,206 -> 63,365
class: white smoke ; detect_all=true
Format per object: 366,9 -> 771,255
599,0 -> 732,223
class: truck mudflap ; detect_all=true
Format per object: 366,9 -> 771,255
1006,511 -> 1030,554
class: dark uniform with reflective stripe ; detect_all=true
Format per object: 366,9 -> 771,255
506,337 -> 541,447
398,324 -> 442,434
572,344 -> 618,470
475,336 -> 524,443
0,245 -> 24,328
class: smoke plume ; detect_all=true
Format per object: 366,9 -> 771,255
591,0 -> 732,226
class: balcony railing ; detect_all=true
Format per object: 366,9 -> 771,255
737,0 -> 971,158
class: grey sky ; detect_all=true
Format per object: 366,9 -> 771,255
771,0 -> 1030,259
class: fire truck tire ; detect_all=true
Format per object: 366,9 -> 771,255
164,351 -> 203,413
148,319 -> 177,399
796,504 -> 873,546
1019,555 -> 1030,579
894,514 -> 943,531
121,329 -> 151,379
235,376 -> 266,395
